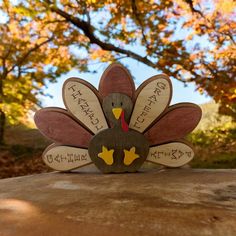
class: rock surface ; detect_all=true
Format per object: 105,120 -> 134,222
0,166 -> 236,236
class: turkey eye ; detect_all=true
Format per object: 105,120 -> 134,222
112,102 -> 114,107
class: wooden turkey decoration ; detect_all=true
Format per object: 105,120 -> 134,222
34,63 -> 202,173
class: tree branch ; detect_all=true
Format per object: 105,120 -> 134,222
8,36 -> 54,74
46,2 -> 157,68
43,1 -> 199,83
131,0 -> 150,51
184,0 -> 204,18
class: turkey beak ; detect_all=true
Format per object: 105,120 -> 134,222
112,108 -> 122,120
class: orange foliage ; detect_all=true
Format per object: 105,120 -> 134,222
0,0 -> 235,121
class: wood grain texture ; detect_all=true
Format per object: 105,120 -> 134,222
2,169 -> 236,236
146,141 -> 194,167
144,103 -> 202,146
129,74 -> 172,133
88,127 -> 149,173
34,107 -> 92,148
63,78 -> 108,134
43,144 -> 92,171
99,63 -> 135,99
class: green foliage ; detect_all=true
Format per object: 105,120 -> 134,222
191,153 -> 236,169
1,123 -> 48,161
188,102 -> 236,168
189,123 -> 236,147
196,102 -> 234,130
9,144 -> 37,160
4,123 -> 50,148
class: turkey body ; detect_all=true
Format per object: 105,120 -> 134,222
88,126 -> 149,173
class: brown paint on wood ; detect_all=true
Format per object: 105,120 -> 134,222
88,127 -> 149,173
144,103 -> 202,146
99,63 -> 135,99
34,107 -> 92,148
88,91 -> 148,173
102,93 -> 133,127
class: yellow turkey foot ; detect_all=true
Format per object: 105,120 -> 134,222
124,147 -> 140,166
98,146 -> 114,165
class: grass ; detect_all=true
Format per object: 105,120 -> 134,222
4,123 -> 50,148
9,145 -> 41,160
191,153 -> 236,168
1,123 -> 50,160
188,101 -> 236,168
0,123 -> 51,178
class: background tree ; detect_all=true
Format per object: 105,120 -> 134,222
0,1 -> 88,143
0,0 -> 235,143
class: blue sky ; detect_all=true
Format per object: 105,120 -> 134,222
41,58 -> 211,108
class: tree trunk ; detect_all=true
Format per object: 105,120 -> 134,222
0,109 -> 5,144
0,66 -> 6,145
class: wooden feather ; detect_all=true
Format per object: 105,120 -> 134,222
129,74 -> 172,133
99,63 -> 135,99
43,144 -> 92,171
146,141 -> 194,167
63,78 -> 108,134
144,103 -> 202,146
34,107 -> 92,148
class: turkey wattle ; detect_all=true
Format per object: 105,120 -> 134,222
88,93 -> 149,173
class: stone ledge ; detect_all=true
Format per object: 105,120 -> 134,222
0,166 -> 236,236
